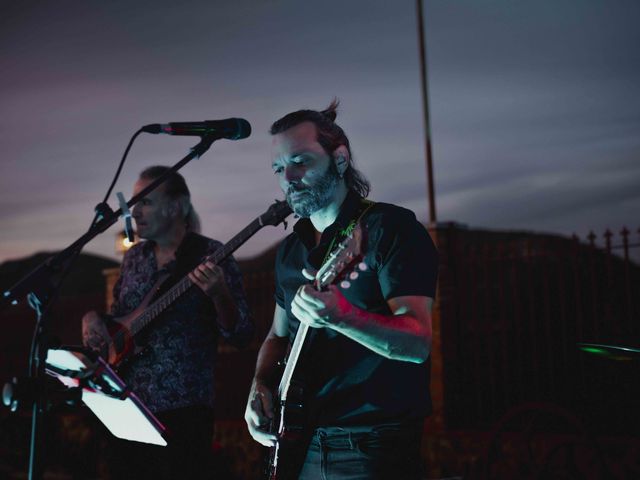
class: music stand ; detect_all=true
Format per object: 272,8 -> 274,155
45,348 -> 167,446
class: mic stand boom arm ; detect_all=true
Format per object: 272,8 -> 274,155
1,134 -> 219,480
2,134 -> 217,307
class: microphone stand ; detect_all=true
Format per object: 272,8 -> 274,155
1,134 -> 220,480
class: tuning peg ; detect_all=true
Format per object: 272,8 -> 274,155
349,271 -> 359,280
358,262 -> 368,271
340,280 -> 351,289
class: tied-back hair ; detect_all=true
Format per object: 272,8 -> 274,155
139,165 -> 201,233
269,98 -> 371,198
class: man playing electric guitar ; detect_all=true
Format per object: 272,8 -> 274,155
82,165 -> 253,480
244,101 -> 439,479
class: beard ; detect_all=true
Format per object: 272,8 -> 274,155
285,162 -> 340,218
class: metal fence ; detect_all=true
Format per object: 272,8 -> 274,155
435,224 -> 640,434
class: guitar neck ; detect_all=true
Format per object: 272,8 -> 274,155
278,323 -> 310,401
128,217 -> 263,338
277,275 -> 325,400
277,225 -> 363,401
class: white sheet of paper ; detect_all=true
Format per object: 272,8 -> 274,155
82,390 -> 166,446
46,349 -> 167,446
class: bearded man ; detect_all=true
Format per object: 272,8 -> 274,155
244,101 -> 438,479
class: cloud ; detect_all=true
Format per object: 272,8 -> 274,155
1,0 -> 639,263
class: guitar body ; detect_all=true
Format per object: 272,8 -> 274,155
104,319 -> 135,367
101,273 -> 171,369
266,377 -> 310,480
104,312 -> 146,368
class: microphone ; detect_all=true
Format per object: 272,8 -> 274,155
142,118 -> 251,140
116,192 -> 135,244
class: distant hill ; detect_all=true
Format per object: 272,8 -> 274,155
0,251 -> 119,299
0,241 -> 281,300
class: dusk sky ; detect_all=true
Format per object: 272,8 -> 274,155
1,0 -> 639,265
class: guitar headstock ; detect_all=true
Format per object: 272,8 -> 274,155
259,200 -> 293,227
315,224 -> 366,290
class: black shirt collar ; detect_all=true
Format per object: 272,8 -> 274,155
292,190 -> 364,268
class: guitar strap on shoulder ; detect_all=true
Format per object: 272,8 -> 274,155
355,197 -> 376,228
320,198 -> 376,267
150,232 -> 212,301
173,232 -> 213,278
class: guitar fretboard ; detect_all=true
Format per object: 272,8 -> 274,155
125,216 -> 263,339
278,323 -> 310,400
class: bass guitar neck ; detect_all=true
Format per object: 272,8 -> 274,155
103,200 -> 292,370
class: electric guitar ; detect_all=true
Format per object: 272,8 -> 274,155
266,223 -> 367,479
99,200 -> 292,370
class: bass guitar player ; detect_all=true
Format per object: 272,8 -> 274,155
82,165 -> 254,480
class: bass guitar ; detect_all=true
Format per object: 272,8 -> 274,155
100,200 -> 292,370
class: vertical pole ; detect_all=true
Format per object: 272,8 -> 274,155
28,303 -> 46,480
620,227 -> 631,334
416,0 -> 437,223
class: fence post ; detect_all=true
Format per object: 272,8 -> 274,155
426,222 -> 463,433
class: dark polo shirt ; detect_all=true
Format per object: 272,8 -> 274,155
274,191 -> 438,426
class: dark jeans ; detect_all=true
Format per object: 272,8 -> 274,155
298,423 -> 424,480
106,405 -> 215,480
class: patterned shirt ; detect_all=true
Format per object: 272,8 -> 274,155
110,232 -> 253,413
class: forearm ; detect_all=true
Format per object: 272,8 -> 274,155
332,305 -> 432,363
245,330 -> 285,447
253,334 -> 289,388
